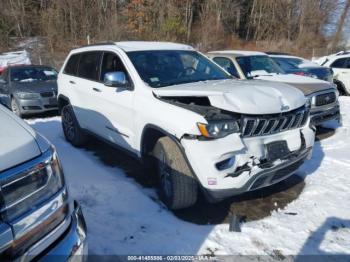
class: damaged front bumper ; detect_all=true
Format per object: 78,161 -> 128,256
181,126 -> 315,201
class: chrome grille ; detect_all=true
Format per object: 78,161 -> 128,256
315,92 -> 336,107
241,106 -> 309,138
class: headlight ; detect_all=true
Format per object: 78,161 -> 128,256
0,146 -> 65,221
197,120 -> 240,138
16,92 -> 40,99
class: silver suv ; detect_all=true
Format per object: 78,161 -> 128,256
0,105 -> 87,260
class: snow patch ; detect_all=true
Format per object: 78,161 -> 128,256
26,98 -> 350,255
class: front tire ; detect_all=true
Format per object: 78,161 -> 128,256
11,98 -> 22,118
61,105 -> 87,147
153,136 -> 198,209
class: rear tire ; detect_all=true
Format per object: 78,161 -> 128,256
153,136 -> 198,209
11,98 -> 22,118
61,105 -> 87,147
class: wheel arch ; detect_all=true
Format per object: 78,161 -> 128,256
140,124 -> 180,161
58,94 -> 70,113
334,79 -> 349,95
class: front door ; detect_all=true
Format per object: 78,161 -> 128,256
93,51 -> 135,151
70,51 -> 105,135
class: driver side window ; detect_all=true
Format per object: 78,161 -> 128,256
100,52 -> 131,84
180,53 -> 212,75
213,57 -> 239,78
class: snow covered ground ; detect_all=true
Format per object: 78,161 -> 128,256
26,98 -> 350,257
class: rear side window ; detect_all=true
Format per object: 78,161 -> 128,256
331,58 -> 347,68
64,54 -> 80,75
213,57 -> 239,78
77,52 -> 102,81
346,59 -> 350,69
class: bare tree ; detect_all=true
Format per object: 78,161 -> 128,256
331,0 -> 350,49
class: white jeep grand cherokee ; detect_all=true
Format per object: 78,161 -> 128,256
58,42 -> 315,209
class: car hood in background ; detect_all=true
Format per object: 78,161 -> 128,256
153,79 -> 306,115
254,74 -> 335,95
0,106 -> 41,172
12,80 -> 57,93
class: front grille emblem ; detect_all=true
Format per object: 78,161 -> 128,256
281,105 -> 290,111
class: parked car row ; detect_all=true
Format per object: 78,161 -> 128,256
207,51 -> 340,126
0,42 -> 344,260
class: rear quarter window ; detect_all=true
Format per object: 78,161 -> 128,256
331,58 -> 347,68
63,54 -> 80,75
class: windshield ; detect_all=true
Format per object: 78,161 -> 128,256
271,57 -> 304,71
236,55 -> 285,78
127,50 -> 231,87
10,67 -> 57,82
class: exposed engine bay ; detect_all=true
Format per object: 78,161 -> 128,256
158,95 -> 239,120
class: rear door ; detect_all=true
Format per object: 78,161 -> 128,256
65,51 -> 104,135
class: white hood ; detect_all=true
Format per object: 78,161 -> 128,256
0,106 -> 41,172
153,79 -> 306,115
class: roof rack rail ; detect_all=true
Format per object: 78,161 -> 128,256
79,42 -> 116,48
335,50 -> 350,56
265,51 -> 293,56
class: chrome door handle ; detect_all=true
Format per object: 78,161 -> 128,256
92,88 -> 101,92
69,80 -> 76,84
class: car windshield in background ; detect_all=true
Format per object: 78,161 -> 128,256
306,67 -> 333,81
271,57 -> 304,71
10,67 -> 57,82
236,55 -> 285,78
127,50 -> 231,87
